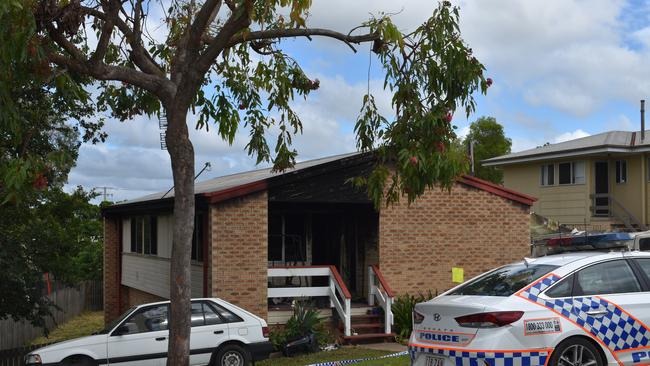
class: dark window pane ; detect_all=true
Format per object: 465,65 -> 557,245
190,302 -> 205,327
144,216 -> 151,254
448,264 -> 558,297
135,217 -> 144,253
576,260 -> 640,296
203,302 -> 223,325
212,303 -> 243,323
547,165 -> 554,185
150,216 -> 157,255
285,215 -> 306,262
268,215 -> 283,261
120,304 -> 168,334
559,163 -> 571,184
546,275 -> 573,298
640,238 -> 650,251
130,219 -> 137,252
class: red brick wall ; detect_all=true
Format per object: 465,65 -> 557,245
103,216 -> 121,324
211,191 -> 268,319
379,183 -> 531,296
123,286 -> 165,307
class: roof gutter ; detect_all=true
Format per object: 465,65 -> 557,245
482,145 -> 649,167
203,180 -> 268,204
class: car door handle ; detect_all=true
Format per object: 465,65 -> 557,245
214,330 -> 224,335
155,337 -> 166,341
586,310 -> 608,317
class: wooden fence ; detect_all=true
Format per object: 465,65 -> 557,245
0,280 -> 103,352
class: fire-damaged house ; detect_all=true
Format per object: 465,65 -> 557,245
102,152 -> 536,341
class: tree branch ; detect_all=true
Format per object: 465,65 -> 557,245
89,0 -> 118,66
187,0 -> 222,52
224,28 -> 380,49
81,6 -> 165,77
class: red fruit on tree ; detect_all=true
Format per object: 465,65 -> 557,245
239,103 -> 246,110
486,77 -> 493,87
32,173 -> 48,190
436,142 -> 446,153
409,156 -> 418,166
444,113 -> 453,123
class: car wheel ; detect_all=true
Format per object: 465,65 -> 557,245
215,344 -> 251,366
549,338 -> 604,366
61,355 -> 97,366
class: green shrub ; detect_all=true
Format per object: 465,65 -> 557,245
269,300 -> 327,351
392,290 -> 435,340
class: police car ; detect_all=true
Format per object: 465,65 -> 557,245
25,298 -> 273,366
409,251 -> 650,366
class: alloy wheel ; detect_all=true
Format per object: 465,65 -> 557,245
558,344 -> 598,366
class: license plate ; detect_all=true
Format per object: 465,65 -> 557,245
425,355 -> 445,366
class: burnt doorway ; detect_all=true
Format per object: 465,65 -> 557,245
594,161 -> 609,216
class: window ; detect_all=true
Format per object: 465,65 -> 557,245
640,238 -> 650,251
558,161 -> 585,185
130,216 -> 157,255
575,260 -> 640,296
634,259 -> 650,280
616,160 -> 627,183
447,263 -> 558,297
545,274 -> 574,298
268,214 -> 306,263
191,301 -> 224,327
540,164 -> 554,186
191,213 -> 204,262
116,304 -> 168,335
211,302 -> 243,323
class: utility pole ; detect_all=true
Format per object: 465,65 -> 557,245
468,139 -> 476,176
94,186 -> 115,202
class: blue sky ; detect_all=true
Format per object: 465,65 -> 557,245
66,0 -> 650,201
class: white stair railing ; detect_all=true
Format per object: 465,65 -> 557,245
368,265 -> 395,334
267,265 -> 352,336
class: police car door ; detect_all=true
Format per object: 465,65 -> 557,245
570,259 -> 649,366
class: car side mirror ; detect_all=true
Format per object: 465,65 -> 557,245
112,325 -> 130,336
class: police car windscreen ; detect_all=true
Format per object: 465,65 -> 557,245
448,264 -> 558,297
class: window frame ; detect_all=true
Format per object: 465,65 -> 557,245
616,160 -> 627,184
556,161 -> 586,186
628,259 -> 650,291
540,164 -> 555,187
130,215 -> 158,256
571,259 -> 644,297
111,303 -> 169,336
190,300 -> 226,328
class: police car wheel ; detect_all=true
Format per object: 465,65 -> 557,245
550,338 -> 603,366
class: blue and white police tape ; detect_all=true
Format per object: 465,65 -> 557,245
306,351 -> 408,366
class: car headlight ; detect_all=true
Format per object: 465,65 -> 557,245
25,354 -> 42,364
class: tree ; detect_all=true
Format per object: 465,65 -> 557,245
463,116 -> 512,184
1,1 -> 488,363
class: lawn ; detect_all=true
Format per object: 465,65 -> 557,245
258,347 -> 409,366
29,311 -> 104,346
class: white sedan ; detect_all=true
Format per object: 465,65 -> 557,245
409,251 -> 650,366
26,298 -> 273,366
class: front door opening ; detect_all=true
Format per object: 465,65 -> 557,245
594,161 -> 609,216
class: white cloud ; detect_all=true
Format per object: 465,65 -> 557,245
554,129 -> 591,143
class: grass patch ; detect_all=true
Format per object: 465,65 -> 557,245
29,311 -> 104,346
257,347 -> 409,366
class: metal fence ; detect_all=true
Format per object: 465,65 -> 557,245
0,280 -> 103,353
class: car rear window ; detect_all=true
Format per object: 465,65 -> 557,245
448,263 -> 558,297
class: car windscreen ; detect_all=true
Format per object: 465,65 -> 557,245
96,306 -> 137,334
448,263 -> 558,297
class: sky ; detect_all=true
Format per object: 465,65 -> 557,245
66,0 -> 650,202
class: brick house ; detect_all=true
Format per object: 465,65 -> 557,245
102,152 -> 535,340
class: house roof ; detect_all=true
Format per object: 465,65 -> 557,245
105,151 -> 536,214
483,130 -> 650,166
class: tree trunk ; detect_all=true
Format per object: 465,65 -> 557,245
165,105 -> 195,366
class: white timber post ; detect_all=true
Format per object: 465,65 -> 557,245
328,273 -> 335,308
344,297 -> 352,336
367,266 -> 375,306
385,296 -> 392,334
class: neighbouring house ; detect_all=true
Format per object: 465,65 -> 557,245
102,152 -> 535,341
483,130 -> 650,231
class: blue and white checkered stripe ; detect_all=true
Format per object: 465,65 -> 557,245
518,274 -> 650,352
409,346 -> 549,366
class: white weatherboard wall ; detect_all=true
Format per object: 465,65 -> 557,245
121,253 -> 204,298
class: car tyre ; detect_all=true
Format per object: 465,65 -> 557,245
214,344 -> 251,366
549,337 -> 604,366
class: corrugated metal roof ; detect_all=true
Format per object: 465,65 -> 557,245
114,152 -> 363,205
483,130 -> 650,165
